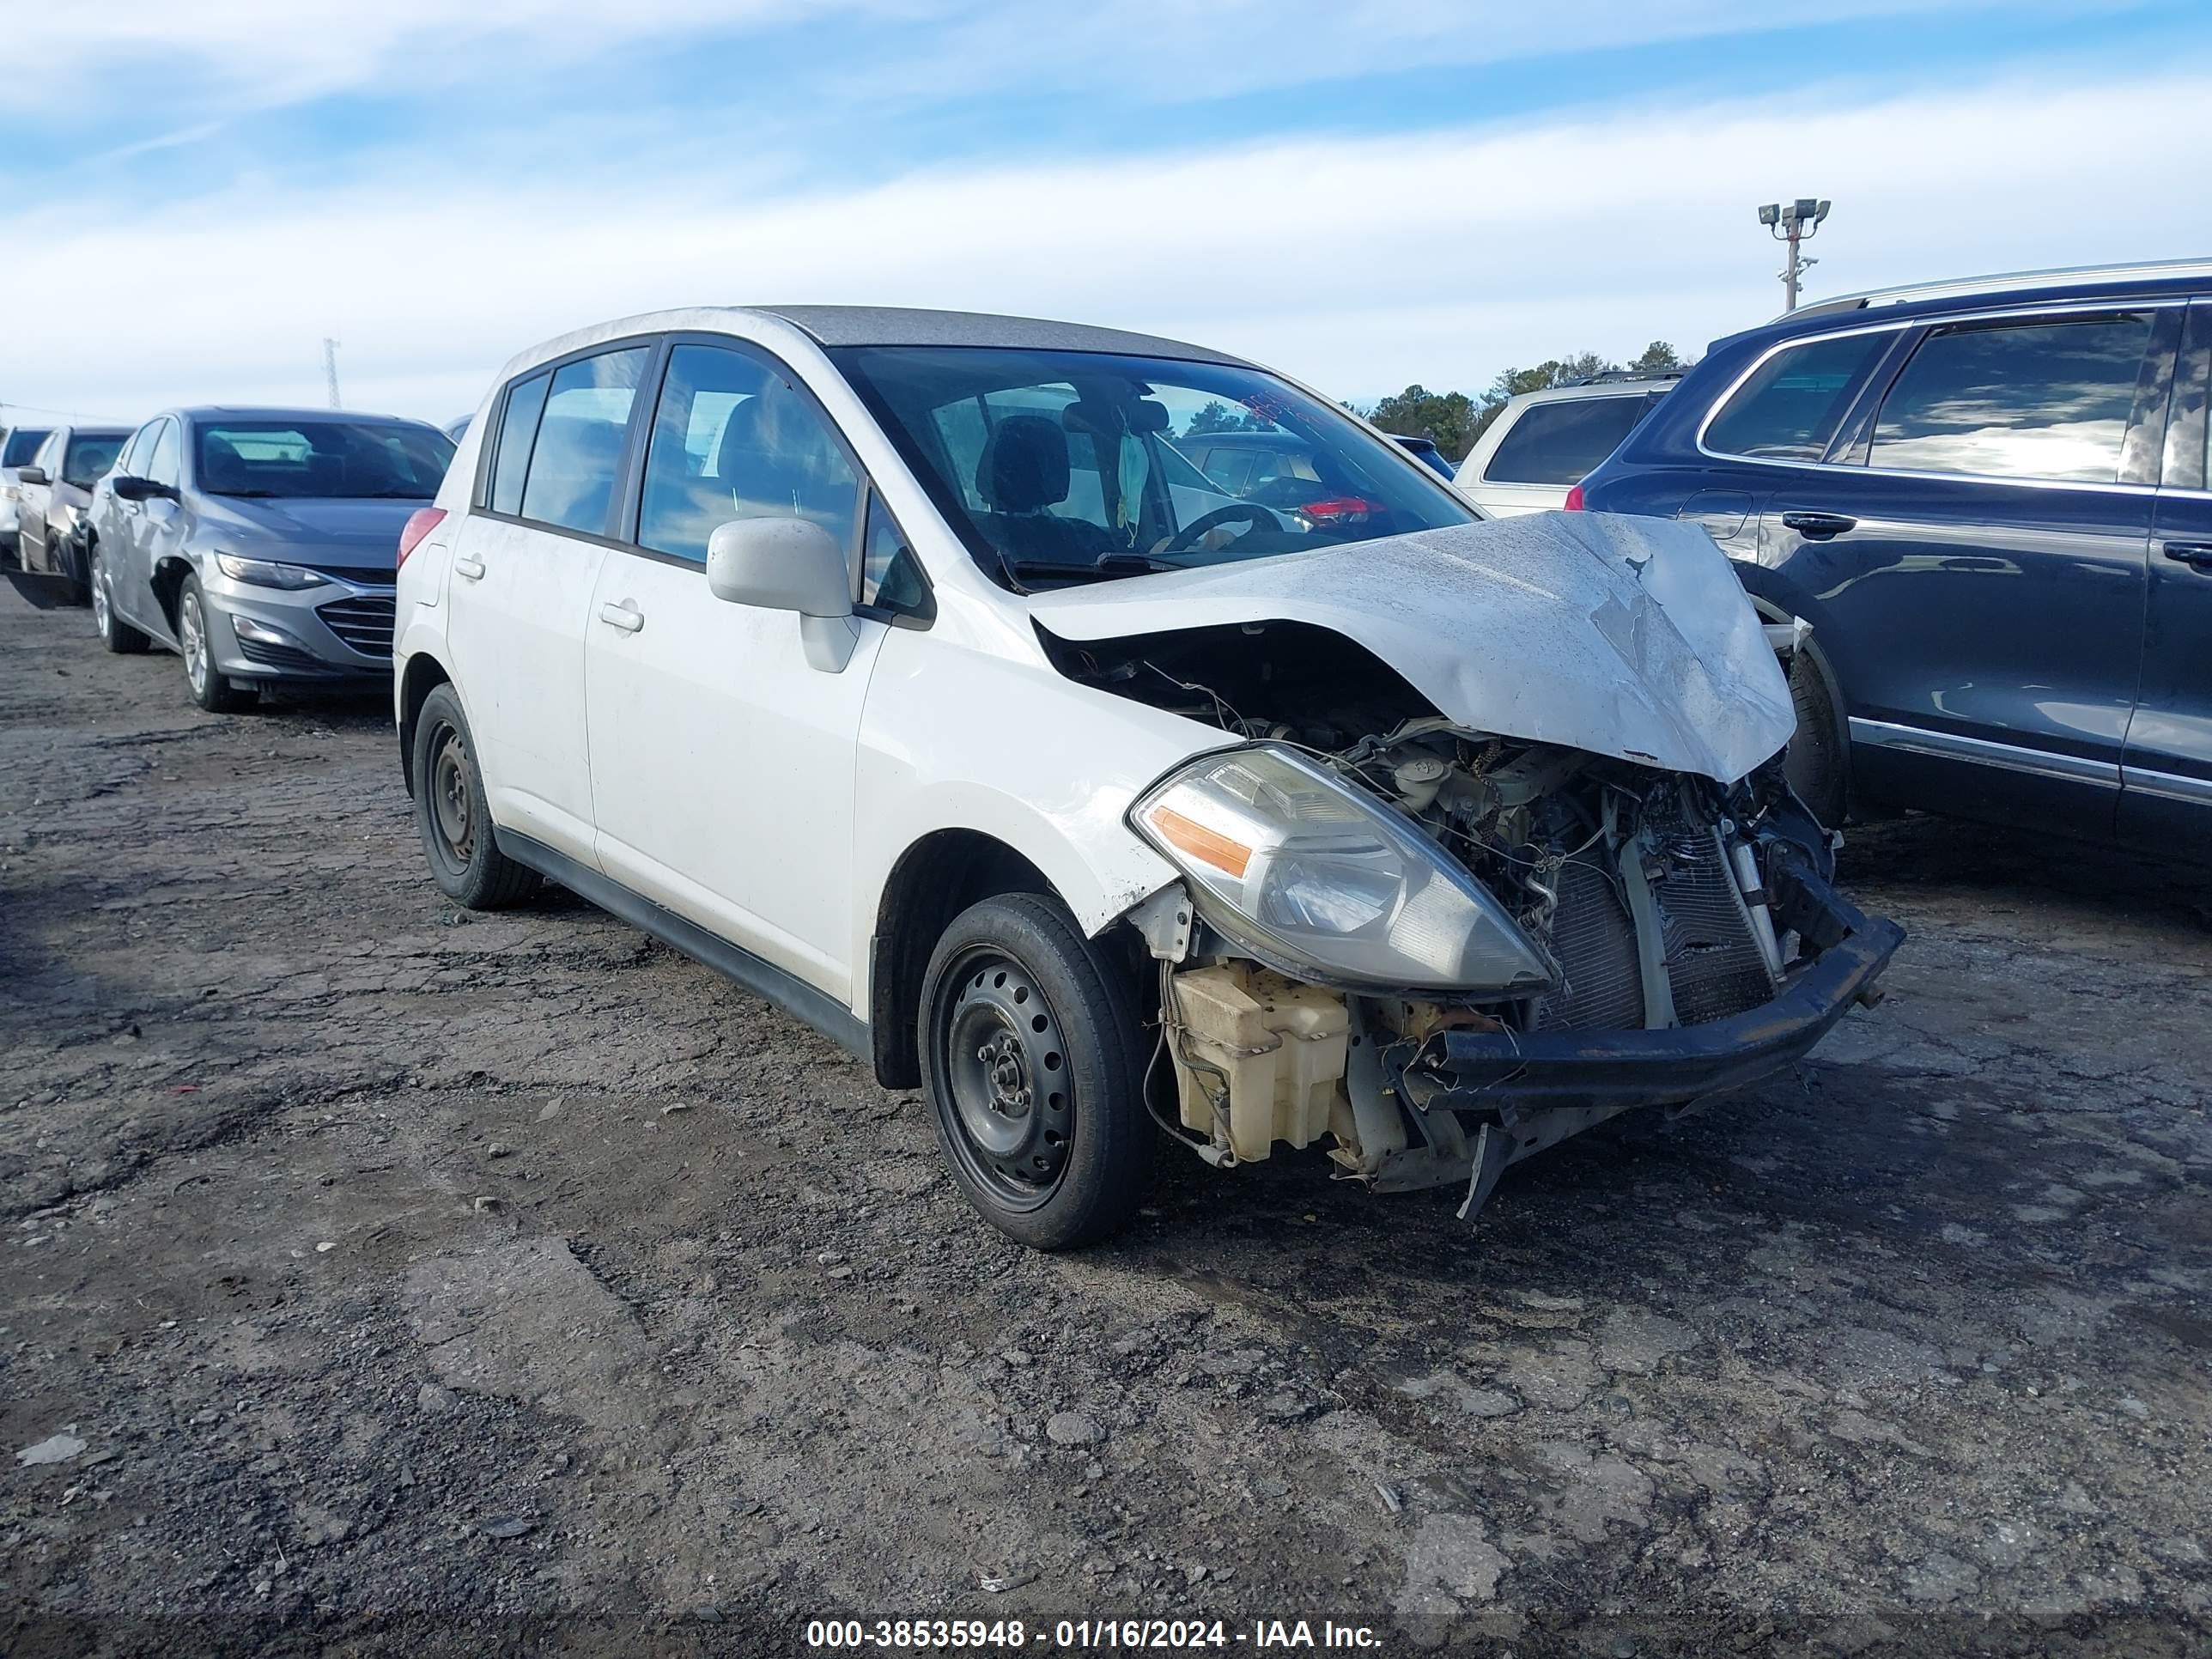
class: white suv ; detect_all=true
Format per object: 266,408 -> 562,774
1455,374 -> 1677,517
394,307 -> 1897,1249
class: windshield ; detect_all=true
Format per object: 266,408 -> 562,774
3,428 -> 52,468
193,420 -> 454,500
64,434 -> 126,489
829,346 -> 1477,588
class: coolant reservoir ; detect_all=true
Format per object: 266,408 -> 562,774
1169,964 -> 1351,1164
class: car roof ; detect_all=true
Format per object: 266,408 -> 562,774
1714,258 -> 2212,356
172,405 -> 436,425
65,425 -> 133,439
755,304 -> 1247,364
1500,379 -> 1675,410
1176,429 -> 1314,449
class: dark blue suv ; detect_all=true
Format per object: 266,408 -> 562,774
1577,259 -> 2212,853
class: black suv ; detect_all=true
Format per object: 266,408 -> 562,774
1577,259 -> 2212,852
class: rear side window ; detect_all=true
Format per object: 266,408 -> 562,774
515,346 -> 652,536
637,343 -> 859,564
1868,313 -> 2155,483
1483,395 -> 1651,485
489,372 -> 550,515
1705,331 -> 1888,462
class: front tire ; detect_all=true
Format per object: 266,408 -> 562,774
1784,651 -> 1848,828
920,892 -> 1152,1250
410,684 -> 538,909
178,576 -> 258,713
91,546 -> 149,653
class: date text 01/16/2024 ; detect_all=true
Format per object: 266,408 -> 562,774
802,1619 -> 1384,1649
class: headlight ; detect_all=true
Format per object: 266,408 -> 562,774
1130,745 -> 1554,994
213,553 -> 326,589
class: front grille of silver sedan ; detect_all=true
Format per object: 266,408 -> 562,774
316,592 -> 396,658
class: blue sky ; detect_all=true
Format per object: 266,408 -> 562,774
3,0 -> 2209,423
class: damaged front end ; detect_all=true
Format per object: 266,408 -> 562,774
1044,518 -> 1903,1219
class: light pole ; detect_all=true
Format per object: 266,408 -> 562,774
322,337 -> 343,409
1758,198 -> 1831,311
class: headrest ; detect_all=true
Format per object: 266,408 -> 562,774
977,415 -> 1070,513
1061,398 -> 1170,436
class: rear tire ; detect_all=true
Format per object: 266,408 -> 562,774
920,892 -> 1152,1250
91,546 -> 149,653
1784,651 -> 1848,827
179,576 -> 258,713
410,684 -> 538,909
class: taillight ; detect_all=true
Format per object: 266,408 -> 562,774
1300,495 -> 1375,524
397,507 -> 447,567
1561,483 -> 1586,511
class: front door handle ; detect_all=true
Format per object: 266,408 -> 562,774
1778,510 -> 1858,539
453,556 -> 485,580
599,599 -> 644,633
2162,540 -> 2212,571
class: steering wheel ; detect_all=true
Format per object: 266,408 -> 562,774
1160,502 -> 1283,555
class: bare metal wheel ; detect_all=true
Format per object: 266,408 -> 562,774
941,949 -> 1074,1207
92,547 -> 148,653
430,725 -> 477,866
179,575 -> 254,713
920,892 -> 1151,1249
409,683 -> 538,909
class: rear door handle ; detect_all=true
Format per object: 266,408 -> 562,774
2162,540 -> 2212,571
1778,510 -> 1858,539
453,556 -> 485,580
599,599 -> 644,633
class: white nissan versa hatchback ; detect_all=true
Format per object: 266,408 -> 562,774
394,307 -> 1901,1249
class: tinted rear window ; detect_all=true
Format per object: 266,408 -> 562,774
3,428 -> 52,467
1482,395 -> 1653,485
1705,332 -> 1888,462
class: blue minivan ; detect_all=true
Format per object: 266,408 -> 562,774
1577,259 -> 2212,854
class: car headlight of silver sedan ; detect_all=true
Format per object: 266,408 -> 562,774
213,553 -> 328,590
1129,744 -> 1554,994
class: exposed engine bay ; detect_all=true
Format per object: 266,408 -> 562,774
1054,617 -> 1898,1218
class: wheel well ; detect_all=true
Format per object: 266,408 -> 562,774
1748,595 -> 1853,816
397,653 -> 453,799
150,557 -> 192,632
868,830 -> 1058,1090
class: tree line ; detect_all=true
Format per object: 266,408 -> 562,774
1358,340 -> 1685,463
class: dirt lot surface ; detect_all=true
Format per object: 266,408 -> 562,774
3,582 -> 2209,1657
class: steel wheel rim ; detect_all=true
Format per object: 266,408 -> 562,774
180,594 -> 208,694
90,557 -> 110,635
429,723 -> 476,865
936,946 -> 1073,1210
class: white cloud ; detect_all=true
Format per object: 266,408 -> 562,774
2,63 -> 2203,424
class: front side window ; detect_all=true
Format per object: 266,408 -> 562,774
63,434 -> 126,489
2,428 -> 51,468
31,430 -> 63,473
1705,331 -> 1890,462
831,345 -> 1475,588
194,420 -> 452,500
1483,395 -> 1654,485
118,421 -> 161,478
1868,314 -> 2155,483
518,346 -> 653,537
144,420 -> 180,488
489,372 -> 551,516
637,343 -> 859,564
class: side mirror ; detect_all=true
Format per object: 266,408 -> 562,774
112,475 -> 175,503
705,516 -> 861,673
15,465 -> 47,486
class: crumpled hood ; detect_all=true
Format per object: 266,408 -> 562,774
195,495 -> 425,571
1025,513 -> 1796,783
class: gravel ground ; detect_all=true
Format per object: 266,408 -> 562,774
3,581 -> 2209,1657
